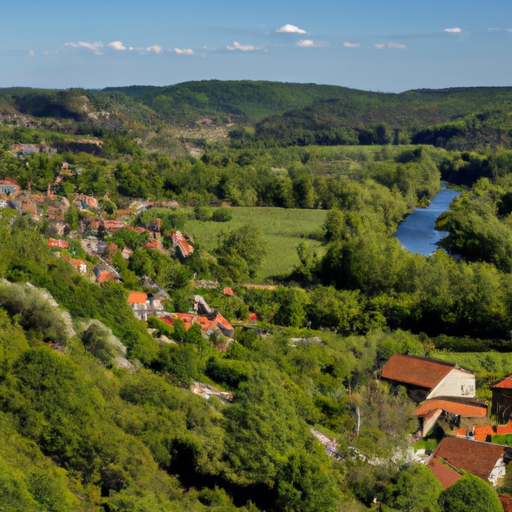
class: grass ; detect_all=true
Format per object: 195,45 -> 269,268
181,207 -> 327,282
430,351 -> 512,377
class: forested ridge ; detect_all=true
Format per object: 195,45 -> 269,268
1,81 -> 512,510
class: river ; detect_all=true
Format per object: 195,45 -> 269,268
395,182 -> 462,256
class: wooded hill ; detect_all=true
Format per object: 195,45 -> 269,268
2,82 -> 512,151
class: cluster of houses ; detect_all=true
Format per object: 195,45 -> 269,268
382,354 -> 512,491
128,290 -> 235,349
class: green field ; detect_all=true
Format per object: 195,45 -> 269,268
430,351 -> 512,377
184,207 -> 328,282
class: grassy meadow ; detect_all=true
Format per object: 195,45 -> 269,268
187,207 -> 327,281
149,206 -> 328,282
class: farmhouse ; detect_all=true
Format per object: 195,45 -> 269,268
168,230 -> 194,259
381,354 -> 476,403
491,375 -> 512,422
414,397 -> 488,437
429,436 -> 512,487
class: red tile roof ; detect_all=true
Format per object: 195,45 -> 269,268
500,494 -> 512,512
415,399 -> 487,418
473,426 -> 496,442
47,238 -> 68,248
433,437 -> 510,481
97,271 -> 118,284
428,458 -> 463,490
128,292 -> 147,304
493,376 -> 512,389
381,354 -> 456,389
223,287 -> 235,296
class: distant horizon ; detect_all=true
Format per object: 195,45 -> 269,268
2,79 -> 512,96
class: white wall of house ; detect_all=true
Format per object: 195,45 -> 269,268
427,369 -> 476,399
489,457 -> 506,487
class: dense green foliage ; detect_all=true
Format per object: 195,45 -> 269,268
440,474 -> 502,512
4,80 -> 512,510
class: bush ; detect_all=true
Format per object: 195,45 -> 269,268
212,208 -> 233,222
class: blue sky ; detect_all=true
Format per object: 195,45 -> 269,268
1,0 -> 511,92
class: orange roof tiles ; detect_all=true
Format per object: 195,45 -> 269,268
223,287 -> 235,296
433,437 -> 511,482
97,271 -> 118,284
128,292 -> 147,304
415,399 -> 487,418
497,422 -> 512,435
428,458 -> 463,490
493,375 -> 512,389
47,238 -> 68,248
473,426 -> 495,442
381,354 -> 456,389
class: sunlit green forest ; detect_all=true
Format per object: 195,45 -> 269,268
1,81 -> 512,510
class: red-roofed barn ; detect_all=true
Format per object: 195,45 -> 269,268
381,354 -> 476,403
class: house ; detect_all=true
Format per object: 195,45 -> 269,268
429,436 -> 512,487
223,287 -> 235,296
381,354 -> 476,403
414,397 -> 488,438
62,255 -> 87,275
168,230 -> 194,259
128,292 -> 165,321
121,247 -> 133,260
128,292 -> 149,321
0,178 -> 20,198
102,219 -> 125,233
116,209 -> 135,220
491,375 -> 512,422
48,238 -> 69,249
84,217 -> 101,232
94,261 -> 121,284
143,239 -> 161,250
166,311 -> 234,339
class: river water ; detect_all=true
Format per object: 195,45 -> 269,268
395,183 -> 461,256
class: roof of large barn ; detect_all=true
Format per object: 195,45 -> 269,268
381,354 -> 459,389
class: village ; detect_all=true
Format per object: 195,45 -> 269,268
3,146 -> 512,508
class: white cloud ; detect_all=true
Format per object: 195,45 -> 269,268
444,27 -> 462,33
343,42 -> 360,48
488,28 -> 499,31
65,41 -> 103,55
296,39 -> 314,47
108,41 -> 126,51
277,24 -> 307,34
226,41 -> 265,51
175,48 -> 194,55
508,29 -> 512,32
374,43 -> 406,50
146,45 -> 163,54
28,49 -> 34,56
